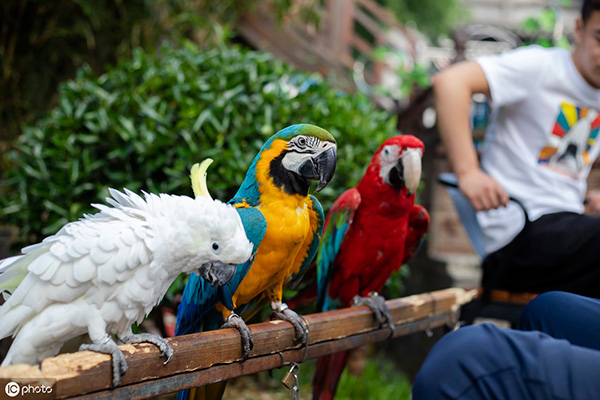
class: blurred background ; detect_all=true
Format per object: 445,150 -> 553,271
0,0 -> 583,398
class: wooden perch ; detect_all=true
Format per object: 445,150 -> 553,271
0,288 -> 476,399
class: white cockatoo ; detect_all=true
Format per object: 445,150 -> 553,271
0,162 -> 252,386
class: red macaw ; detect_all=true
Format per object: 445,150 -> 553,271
312,135 -> 429,400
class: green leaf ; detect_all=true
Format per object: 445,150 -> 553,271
2,44 -> 400,253
192,109 -> 214,132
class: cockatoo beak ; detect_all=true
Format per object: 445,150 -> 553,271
198,261 -> 237,287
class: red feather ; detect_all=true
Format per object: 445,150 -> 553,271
312,135 -> 430,399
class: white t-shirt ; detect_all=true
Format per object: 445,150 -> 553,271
476,45 -> 600,254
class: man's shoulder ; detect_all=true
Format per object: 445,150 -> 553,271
479,45 -> 566,64
517,45 -> 568,59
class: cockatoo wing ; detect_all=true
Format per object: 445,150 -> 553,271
0,255 -> 31,299
0,189 -> 157,339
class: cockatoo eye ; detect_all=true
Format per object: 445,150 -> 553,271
212,242 -> 222,254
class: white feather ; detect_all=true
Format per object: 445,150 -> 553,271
73,257 -> 96,283
0,188 -> 253,366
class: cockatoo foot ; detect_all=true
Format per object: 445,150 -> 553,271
220,313 -> 253,361
121,333 -> 174,364
80,337 -> 127,387
270,302 -> 308,347
352,292 -> 395,338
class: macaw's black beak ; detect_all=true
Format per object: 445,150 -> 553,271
388,148 -> 422,196
388,161 -> 406,191
199,261 -> 236,287
298,146 -> 337,193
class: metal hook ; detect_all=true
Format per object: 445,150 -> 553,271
298,314 -> 310,362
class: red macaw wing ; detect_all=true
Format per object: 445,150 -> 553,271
402,204 -> 430,265
316,188 -> 361,311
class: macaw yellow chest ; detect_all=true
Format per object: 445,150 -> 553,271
235,198 -> 313,305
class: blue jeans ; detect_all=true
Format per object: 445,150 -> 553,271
413,292 -> 600,399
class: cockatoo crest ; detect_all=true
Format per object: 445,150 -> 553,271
190,158 -> 213,200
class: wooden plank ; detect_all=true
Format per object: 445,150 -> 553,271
327,0 -> 355,63
236,0 -> 416,90
0,288 -> 476,399
71,313 -> 455,400
350,34 -> 374,57
428,157 -> 478,260
354,0 -> 407,32
353,6 -> 385,39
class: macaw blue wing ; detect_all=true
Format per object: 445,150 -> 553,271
175,274 -> 218,336
174,206 -> 266,336
217,206 -> 267,311
316,188 -> 361,312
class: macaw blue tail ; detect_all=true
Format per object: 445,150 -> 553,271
176,382 -> 226,400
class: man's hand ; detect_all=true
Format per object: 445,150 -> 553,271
585,190 -> 600,215
458,170 -> 509,211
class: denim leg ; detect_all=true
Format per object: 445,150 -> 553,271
413,323 -> 600,400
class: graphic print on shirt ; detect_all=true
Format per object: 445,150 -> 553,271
538,102 -> 600,178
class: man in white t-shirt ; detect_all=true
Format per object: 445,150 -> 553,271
434,4 -> 600,297
413,3 -> 600,399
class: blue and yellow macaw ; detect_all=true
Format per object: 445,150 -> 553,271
175,124 -> 336,400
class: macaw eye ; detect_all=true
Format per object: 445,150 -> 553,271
380,145 -> 398,163
212,242 -> 222,254
297,136 -> 307,147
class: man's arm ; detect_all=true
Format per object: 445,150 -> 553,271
433,61 -> 509,211
585,190 -> 600,214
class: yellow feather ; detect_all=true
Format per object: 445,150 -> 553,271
190,159 -> 213,199
229,140 -> 317,306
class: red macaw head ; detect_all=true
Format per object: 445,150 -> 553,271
361,135 -> 424,198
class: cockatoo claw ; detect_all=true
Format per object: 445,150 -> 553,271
80,338 -> 127,387
120,332 -> 174,365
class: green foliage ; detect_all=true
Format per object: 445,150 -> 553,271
0,0 -> 306,142
377,0 -> 466,39
336,356 -> 412,399
382,265 -> 411,299
1,43 -> 397,246
230,356 -> 412,400
372,47 -> 431,101
521,5 -> 572,49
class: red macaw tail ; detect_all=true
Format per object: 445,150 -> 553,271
312,351 -> 349,400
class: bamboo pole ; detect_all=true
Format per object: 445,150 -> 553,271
0,288 -> 476,399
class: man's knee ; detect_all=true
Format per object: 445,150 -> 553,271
413,324 -> 500,399
518,291 -> 572,331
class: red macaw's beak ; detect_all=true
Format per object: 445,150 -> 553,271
388,148 -> 422,196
